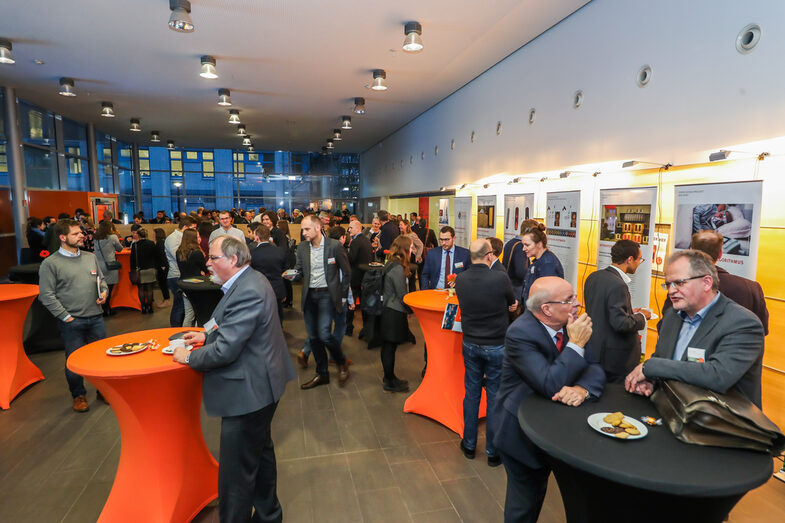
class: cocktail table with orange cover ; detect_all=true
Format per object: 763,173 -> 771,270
403,289 -> 486,436
0,284 -> 45,409
67,327 -> 218,523
109,249 -> 141,310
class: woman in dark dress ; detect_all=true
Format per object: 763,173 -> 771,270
197,220 -> 213,256
521,222 -> 564,308
277,219 -> 296,308
130,228 -> 158,313
153,228 -> 170,306
380,235 -> 415,393
176,229 -> 208,327
261,211 -> 286,248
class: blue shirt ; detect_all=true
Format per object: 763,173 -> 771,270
221,265 -> 250,294
436,246 -> 455,289
672,292 -> 721,361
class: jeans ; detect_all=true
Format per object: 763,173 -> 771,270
301,301 -> 346,358
303,289 -> 346,376
168,277 -> 185,327
58,315 -> 107,398
462,341 -> 504,456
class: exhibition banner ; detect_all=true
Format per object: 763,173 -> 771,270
453,197 -> 472,248
503,193 -> 535,242
438,198 -> 450,225
546,190 -> 580,289
672,181 -> 762,279
476,195 -> 497,238
598,187 -> 658,353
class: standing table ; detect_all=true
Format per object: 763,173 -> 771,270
518,384 -> 774,523
67,328 -> 218,523
177,277 -> 224,327
403,289 -> 486,436
109,249 -> 141,311
0,284 -> 45,409
9,263 -> 63,354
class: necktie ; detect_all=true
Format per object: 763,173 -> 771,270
445,250 -> 451,279
555,332 -> 565,353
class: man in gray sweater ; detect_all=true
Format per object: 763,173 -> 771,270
39,219 -> 109,412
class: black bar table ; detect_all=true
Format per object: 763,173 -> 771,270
518,383 -> 773,523
9,263 -> 63,354
177,276 -> 223,327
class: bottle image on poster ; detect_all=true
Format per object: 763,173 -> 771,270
545,190 -> 580,289
504,194 -> 535,242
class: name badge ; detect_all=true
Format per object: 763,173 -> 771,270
454,262 -> 464,269
90,270 -> 97,276
204,318 -> 219,334
687,347 -> 706,363
327,257 -> 336,265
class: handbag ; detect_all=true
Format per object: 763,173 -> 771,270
96,239 -> 122,271
651,379 -> 785,454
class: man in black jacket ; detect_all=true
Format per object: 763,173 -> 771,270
374,210 -> 399,259
455,239 -> 518,466
250,225 -> 287,325
583,239 -> 651,383
346,220 -> 373,336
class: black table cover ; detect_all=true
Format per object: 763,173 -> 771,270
177,277 -> 223,327
518,383 -> 773,522
9,263 -> 63,354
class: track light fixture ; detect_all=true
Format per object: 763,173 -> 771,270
402,22 -> 423,52
0,38 -> 15,64
199,55 -> 218,79
341,115 -> 352,130
129,118 -> 142,132
58,77 -> 76,97
560,171 -> 571,179
150,131 -> 161,142
168,0 -> 194,33
333,129 -> 342,141
167,140 -> 175,150
370,69 -> 388,91
217,88 -> 231,106
622,160 -> 671,170
236,125 -> 247,136
100,102 -> 115,118
228,109 -> 241,124
353,97 -> 366,114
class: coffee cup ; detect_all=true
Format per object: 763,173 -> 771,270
170,339 -> 186,351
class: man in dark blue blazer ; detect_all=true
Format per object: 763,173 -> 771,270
421,226 -> 471,289
493,276 -> 605,522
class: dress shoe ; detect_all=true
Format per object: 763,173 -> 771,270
296,350 -> 309,368
329,358 -> 352,366
487,454 -> 502,467
459,439 -> 475,460
338,364 -> 351,386
96,390 -> 109,404
300,374 -> 329,389
383,378 -> 409,393
73,395 -> 89,412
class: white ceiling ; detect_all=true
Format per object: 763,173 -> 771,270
0,0 -> 590,152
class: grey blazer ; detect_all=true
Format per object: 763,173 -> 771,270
292,237 -> 351,313
187,266 -> 296,417
643,293 -> 764,407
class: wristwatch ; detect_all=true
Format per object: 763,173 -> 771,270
584,389 -> 590,400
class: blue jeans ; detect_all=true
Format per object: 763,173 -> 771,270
303,302 -> 347,357
58,315 -> 107,397
168,277 -> 185,327
303,289 -> 346,376
462,341 -> 504,456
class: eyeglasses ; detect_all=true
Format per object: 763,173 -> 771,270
660,274 -> 708,290
208,255 -> 225,261
545,297 -> 579,306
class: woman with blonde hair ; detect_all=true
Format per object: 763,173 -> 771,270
398,219 -> 424,292
380,235 -> 415,392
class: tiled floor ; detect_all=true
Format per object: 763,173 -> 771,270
1,287 -> 784,522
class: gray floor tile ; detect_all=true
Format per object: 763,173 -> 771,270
357,487 -> 412,523
411,508 -> 463,523
441,476 -> 504,522
347,449 -> 396,492
419,440 -> 478,482
390,460 -> 452,515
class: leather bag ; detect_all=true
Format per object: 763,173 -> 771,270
652,379 -> 785,454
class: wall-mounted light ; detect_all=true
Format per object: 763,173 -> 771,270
458,184 -> 467,190
0,38 -> 15,64
167,140 -> 175,150
168,0 -> 194,33
333,129 -> 342,141
402,22 -> 423,52
129,118 -> 142,132
150,131 -> 161,142
236,125 -> 247,136
217,88 -> 231,106
560,171 -> 571,179
341,115 -> 352,129
199,55 -> 218,79
439,186 -> 446,191
228,109 -> 241,124
58,77 -> 76,97
483,184 -> 490,189
100,102 -> 115,118
622,160 -> 672,170
353,97 -> 366,114
369,69 -> 388,91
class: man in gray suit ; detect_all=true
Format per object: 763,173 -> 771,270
286,215 -> 352,389
174,235 -> 296,522
625,250 -> 764,407
584,240 -> 651,383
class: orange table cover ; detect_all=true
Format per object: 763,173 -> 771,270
0,284 -> 44,409
67,328 -> 218,523
109,249 -> 141,310
403,289 -> 486,436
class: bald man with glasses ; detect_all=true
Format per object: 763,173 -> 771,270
625,250 -> 764,407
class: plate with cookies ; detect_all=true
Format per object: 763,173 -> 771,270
587,411 -> 648,440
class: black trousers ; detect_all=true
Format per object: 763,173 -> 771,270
498,451 -> 550,523
219,402 -> 282,523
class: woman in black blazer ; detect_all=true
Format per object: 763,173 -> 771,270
130,228 -> 159,313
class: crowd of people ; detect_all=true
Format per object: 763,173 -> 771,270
31,204 -> 769,522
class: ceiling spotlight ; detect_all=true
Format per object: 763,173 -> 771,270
129,118 -> 142,132
326,139 -> 334,150
709,150 -> 731,162
150,131 -> 161,142
439,186 -> 446,191
58,77 -> 76,97
458,184 -> 467,190
236,125 -> 247,136
333,129 -> 342,141
167,140 -> 175,150
511,177 -> 522,184
341,115 -> 352,129
370,69 -> 388,91
622,160 -> 671,169
242,135 -> 252,146
353,97 -> 366,114
199,55 -> 218,79
402,22 -> 423,52
168,0 -> 194,33
0,38 -> 15,64
100,102 -> 115,118
560,171 -> 571,179
217,88 -> 231,106
247,143 -> 254,152
483,184 -> 490,189
228,109 -> 241,124
622,160 -> 639,168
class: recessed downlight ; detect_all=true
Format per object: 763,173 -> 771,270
573,90 -> 583,108
736,23 -> 761,53
637,65 -> 652,87
529,108 -> 536,124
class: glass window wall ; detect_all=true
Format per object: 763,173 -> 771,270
24,146 -> 59,189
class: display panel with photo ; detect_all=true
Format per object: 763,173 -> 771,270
674,203 -> 754,256
600,204 -> 651,245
